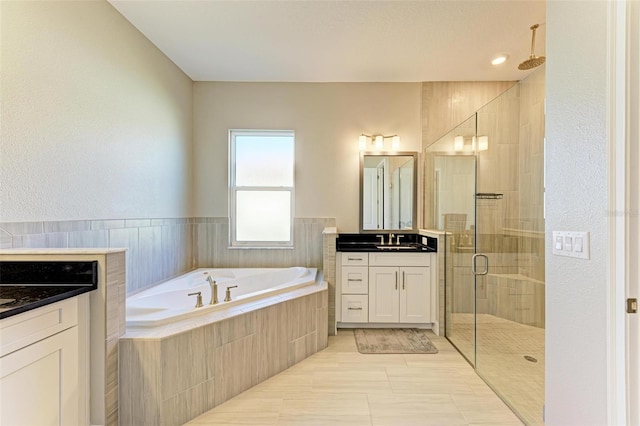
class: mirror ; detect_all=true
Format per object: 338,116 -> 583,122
360,152 -> 418,232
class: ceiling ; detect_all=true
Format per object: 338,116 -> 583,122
108,0 -> 546,83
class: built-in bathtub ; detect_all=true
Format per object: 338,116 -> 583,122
126,267 -> 316,327
119,266 -> 328,426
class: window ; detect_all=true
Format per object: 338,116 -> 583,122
229,130 -> 295,247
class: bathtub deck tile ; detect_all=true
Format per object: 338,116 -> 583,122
289,331 -> 318,367
316,306 -> 328,350
210,311 -> 256,348
256,303 -> 289,383
119,339 -> 162,426
161,327 -> 208,400
161,378 -> 216,426
286,295 -> 317,341
213,334 -> 257,406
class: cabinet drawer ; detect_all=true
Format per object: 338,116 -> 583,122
341,295 -> 369,323
341,267 -> 368,294
369,252 -> 430,267
0,297 -> 78,357
341,252 -> 368,266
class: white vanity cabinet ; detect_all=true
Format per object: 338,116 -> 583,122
338,251 -> 435,328
0,297 -> 86,426
368,253 -> 431,323
340,252 -> 369,323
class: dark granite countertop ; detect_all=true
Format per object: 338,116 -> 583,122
0,260 -> 99,320
0,285 -> 96,319
336,233 -> 437,252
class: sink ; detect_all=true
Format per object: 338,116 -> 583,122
376,245 -> 418,250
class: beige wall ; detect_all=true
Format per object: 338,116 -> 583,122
0,1 -> 193,222
193,82 -> 422,232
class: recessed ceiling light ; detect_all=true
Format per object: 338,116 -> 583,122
491,54 -> 510,65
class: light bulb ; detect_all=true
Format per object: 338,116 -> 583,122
478,136 -> 489,151
391,135 -> 400,150
375,135 -> 384,150
358,134 -> 367,151
454,136 -> 464,151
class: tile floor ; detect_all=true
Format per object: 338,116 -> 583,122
187,329 -> 523,425
448,314 -> 544,426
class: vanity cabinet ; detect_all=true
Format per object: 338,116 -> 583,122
338,251 -> 434,327
340,252 -> 369,323
0,297 -> 85,426
369,266 -> 430,323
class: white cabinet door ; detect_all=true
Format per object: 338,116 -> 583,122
0,326 -> 79,426
369,267 -> 400,323
399,267 -> 431,323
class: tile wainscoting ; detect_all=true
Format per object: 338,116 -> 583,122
0,217 -> 335,295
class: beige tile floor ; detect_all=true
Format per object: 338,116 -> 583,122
448,314 -> 544,426
187,329 -> 523,426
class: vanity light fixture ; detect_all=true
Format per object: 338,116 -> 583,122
358,133 -> 401,151
454,135 -> 489,151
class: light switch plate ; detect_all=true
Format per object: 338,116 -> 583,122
552,231 -> 590,259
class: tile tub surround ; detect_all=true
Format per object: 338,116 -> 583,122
0,249 -> 126,426
0,217 -> 334,295
119,281 -> 328,426
0,219 -> 192,294
322,226 -> 337,336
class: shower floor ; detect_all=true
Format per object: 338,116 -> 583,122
447,313 -> 545,426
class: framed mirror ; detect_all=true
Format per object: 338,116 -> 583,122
360,152 -> 418,232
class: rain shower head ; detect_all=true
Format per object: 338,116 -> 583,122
518,24 -> 546,70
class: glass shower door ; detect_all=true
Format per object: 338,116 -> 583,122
426,69 -> 546,426
425,115 -> 477,365
473,75 -> 545,425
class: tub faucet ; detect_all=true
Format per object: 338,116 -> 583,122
207,276 -> 219,305
224,285 -> 238,302
187,292 -> 203,308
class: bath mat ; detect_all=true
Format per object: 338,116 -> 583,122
354,328 -> 438,354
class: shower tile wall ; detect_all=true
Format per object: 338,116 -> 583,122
0,217 -> 333,295
422,71 -> 545,329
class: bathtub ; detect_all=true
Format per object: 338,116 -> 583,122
126,267 -> 317,327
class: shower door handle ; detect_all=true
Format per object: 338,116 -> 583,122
471,254 -> 489,276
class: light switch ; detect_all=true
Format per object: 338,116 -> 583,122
564,236 -> 573,251
555,236 -> 563,250
574,237 -> 583,252
552,231 -> 590,259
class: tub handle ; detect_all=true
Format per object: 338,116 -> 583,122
187,292 -> 203,308
224,285 -> 238,302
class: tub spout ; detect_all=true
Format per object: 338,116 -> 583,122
224,285 -> 238,302
207,276 -> 219,305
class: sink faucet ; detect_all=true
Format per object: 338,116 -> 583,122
378,235 -> 385,245
388,233 -> 395,245
207,276 -> 219,305
396,235 -> 403,245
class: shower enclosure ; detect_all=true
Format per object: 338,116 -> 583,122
425,69 -> 545,425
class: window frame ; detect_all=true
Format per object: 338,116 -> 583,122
229,129 -> 295,248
